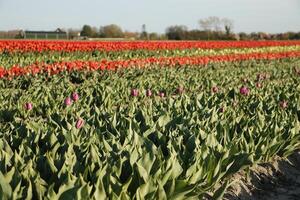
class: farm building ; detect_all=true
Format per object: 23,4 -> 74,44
23,28 -> 67,39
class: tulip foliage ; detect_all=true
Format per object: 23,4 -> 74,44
0,40 -> 300,199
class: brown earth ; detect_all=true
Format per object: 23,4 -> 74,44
224,151 -> 300,200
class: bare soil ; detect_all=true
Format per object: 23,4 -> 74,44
224,151 -> 300,200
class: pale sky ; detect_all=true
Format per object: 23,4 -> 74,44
0,0 -> 299,33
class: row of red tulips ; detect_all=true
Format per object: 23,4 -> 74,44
1,51 -> 300,78
1,40 -> 300,52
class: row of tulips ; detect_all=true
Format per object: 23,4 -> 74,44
1,51 -> 300,78
1,45 -> 300,70
1,40 -> 300,53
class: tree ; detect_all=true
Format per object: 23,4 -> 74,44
165,25 -> 188,40
199,16 -> 222,31
99,24 -> 124,38
80,25 -> 94,37
199,17 -> 234,33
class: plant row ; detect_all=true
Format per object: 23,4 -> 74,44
1,40 -> 300,53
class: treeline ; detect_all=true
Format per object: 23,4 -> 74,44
0,16 -> 300,40
76,24 -> 300,40
75,24 -> 300,40
165,25 -> 300,40
74,24 -> 166,40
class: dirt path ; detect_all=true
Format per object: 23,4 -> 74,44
225,151 -> 300,200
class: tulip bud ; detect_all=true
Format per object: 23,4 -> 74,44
176,86 -> 184,94
24,102 -> 33,111
146,89 -> 152,97
212,86 -> 219,93
219,106 -> 225,113
76,118 -> 85,129
72,92 -> 79,102
256,82 -> 262,88
240,86 -> 250,96
159,91 -> 165,97
64,97 -> 72,106
279,100 -> 288,109
131,89 -> 138,97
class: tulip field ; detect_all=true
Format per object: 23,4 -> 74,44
0,40 -> 300,199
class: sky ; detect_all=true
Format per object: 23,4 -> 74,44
0,0 -> 299,33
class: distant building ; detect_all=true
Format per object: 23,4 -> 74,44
23,28 -> 67,39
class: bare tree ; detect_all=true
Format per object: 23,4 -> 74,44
199,16 -> 222,31
199,16 -> 234,33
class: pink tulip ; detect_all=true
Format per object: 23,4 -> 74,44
24,102 -> 33,111
240,86 -> 250,96
131,89 -> 138,97
72,92 -> 79,102
64,97 -> 72,106
146,89 -> 152,97
279,100 -> 288,109
76,118 -> 85,129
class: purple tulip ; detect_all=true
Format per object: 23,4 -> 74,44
76,118 -> 85,129
131,89 -> 139,97
72,92 -> 79,102
146,89 -> 152,97
240,86 -> 250,96
279,100 -> 288,109
64,97 -> 72,106
212,86 -> 219,93
24,102 -> 33,111
176,86 -> 184,94
159,91 -> 165,97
